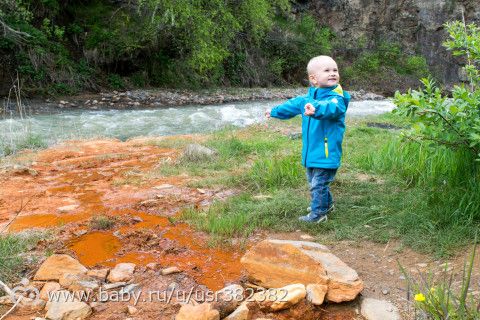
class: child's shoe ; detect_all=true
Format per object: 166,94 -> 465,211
298,214 -> 328,223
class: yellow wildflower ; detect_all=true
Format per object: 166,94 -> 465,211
415,293 -> 426,302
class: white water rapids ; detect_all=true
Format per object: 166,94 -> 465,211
0,99 -> 395,155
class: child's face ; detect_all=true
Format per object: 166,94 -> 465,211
308,59 -> 339,88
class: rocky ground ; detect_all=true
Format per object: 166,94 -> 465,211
0,132 -> 478,320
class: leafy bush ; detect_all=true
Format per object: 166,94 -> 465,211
344,41 -> 430,84
107,74 -> 124,90
394,21 -> 480,160
404,55 -> 430,76
356,22 -> 480,255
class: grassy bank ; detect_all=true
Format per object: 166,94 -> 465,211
150,114 -> 480,257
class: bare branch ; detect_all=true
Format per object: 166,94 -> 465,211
0,198 -> 32,234
0,280 -> 22,320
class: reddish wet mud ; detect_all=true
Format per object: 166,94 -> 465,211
0,138 -> 242,291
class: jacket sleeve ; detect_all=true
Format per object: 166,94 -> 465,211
310,96 -> 347,120
270,96 -> 303,119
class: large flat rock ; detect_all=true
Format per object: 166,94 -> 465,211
240,239 -> 363,302
34,254 -> 87,281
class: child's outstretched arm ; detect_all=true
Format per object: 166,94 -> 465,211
269,96 -> 304,120
305,96 -> 347,120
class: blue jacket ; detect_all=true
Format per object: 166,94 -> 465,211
270,85 -> 350,169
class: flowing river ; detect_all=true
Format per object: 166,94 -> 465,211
0,99 -> 394,155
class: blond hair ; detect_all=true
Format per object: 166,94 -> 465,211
307,55 -> 337,75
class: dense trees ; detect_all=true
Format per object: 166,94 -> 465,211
0,0 -> 427,94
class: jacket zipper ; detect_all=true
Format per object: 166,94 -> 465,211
324,137 -> 329,158
323,125 -> 329,159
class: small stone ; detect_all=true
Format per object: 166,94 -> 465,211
224,302 -> 249,320
69,280 -> 99,292
59,273 -> 89,287
57,204 -> 79,213
300,234 -> 314,240
120,284 -> 140,295
18,297 -> 46,312
382,289 -> 390,295
107,263 -> 136,282
161,267 -> 181,275
40,282 -> 61,301
90,301 -> 107,313
213,284 -> 244,318
182,144 -> 217,162
399,275 -> 406,280
175,303 -> 219,320
73,230 -> 88,237
127,305 -> 138,315
146,263 -> 157,271
139,199 -> 158,207
361,298 -> 401,320
103,282 -> 126,290
306,284 -> 328,305
20,278 -> 30,287
87,269 -> 109,282
46,297 -> 92,320
416,263 -> 428,268
153,184 -> 173,190
250,283 -> 306,311
132,216 -> 143,223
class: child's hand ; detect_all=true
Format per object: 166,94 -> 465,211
304,103 -> 316,116
265,109 -> 271,118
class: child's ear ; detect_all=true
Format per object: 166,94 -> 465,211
308,74 -> 316,86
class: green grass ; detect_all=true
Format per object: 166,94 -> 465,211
181,189 -> 311,239
401,241 -> 480,319
0,232 -> 46,285
150,124 -> 296,186
174,114 -> 479,257
90,215 -> 116,230
0,133 -> 48,157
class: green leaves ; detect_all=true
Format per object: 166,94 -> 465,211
443,21 -> 480,87
137,0 -> 290,76
394,21 -> 480,160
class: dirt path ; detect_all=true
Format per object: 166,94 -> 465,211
1,137 -> 478,320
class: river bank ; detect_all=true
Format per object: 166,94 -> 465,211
2,87 -> 385,115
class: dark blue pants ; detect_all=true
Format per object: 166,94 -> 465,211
306,167 -> 337,217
